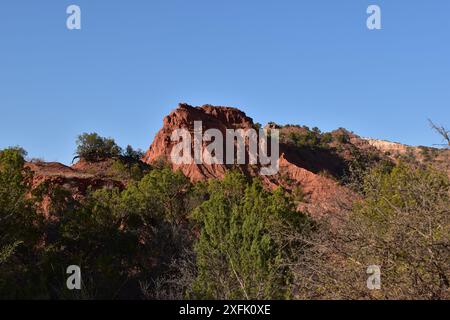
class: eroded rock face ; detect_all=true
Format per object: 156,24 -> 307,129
142,103 -> 259,181
143,103 -> 355,217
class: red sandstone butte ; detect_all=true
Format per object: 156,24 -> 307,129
143,103 -> 354,216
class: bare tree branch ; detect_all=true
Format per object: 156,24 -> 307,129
429,119 -> 450,147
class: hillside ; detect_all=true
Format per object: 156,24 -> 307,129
25,103 -> 448,218
2,103 -> 449,300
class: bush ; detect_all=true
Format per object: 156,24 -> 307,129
320,132 -> 333,144
110,160 -> 146,181
349,164 -> 450,299
336,132 -> 350,144
292,163 -> 450,300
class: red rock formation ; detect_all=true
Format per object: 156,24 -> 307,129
143,103 -> 258,181
26,103 -> 363,218
143,103 -> 355,217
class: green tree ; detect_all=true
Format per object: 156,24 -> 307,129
75,132 -> 122,162
0,148 -> 43,298
192,172 -> 309,299
123,145 -> 144,161
121,168 -> 192,222
37,167 -> 194,299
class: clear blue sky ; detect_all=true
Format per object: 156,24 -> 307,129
1,0 -> 449,164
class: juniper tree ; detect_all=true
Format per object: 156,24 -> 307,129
192,172 -> 310,300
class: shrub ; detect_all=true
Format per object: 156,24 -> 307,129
320,133 -> 333,144
293,163 -> 450,300
336,132 -> 350,144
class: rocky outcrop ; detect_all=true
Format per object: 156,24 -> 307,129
364,138 -> 450,177
143,103 -> 355,217
142,103 -> 255,180
364,139 -> 415,157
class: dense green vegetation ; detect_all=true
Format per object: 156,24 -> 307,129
0,134 -> 449,299
280,125 -> 335,150
192,173 -> 310,299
